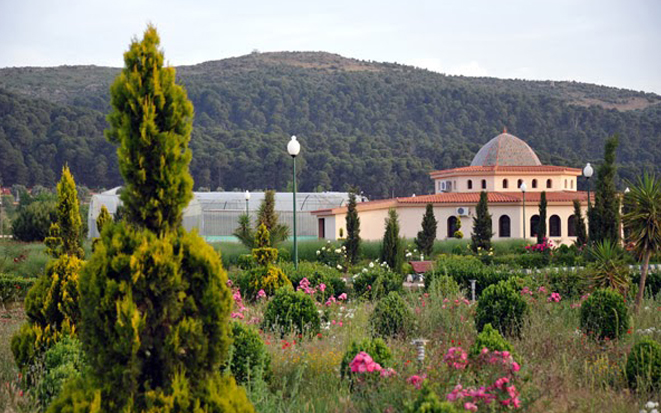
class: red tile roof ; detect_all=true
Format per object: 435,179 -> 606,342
429,165 -> 582,177
397,191 -> 590,204
410,261 -> 434,274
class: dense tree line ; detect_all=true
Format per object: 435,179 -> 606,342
1,52 -> 660,199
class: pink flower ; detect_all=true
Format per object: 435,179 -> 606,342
511,362 -> 521,372
443,347 -> 468,370
538,286 -> 547,294
493,377 -> 509,390
231,312 -> 244,319
350,351 -> 383,374
447,384 -> 464,401
319,283 -> 326,292
464,402 -> 478,412
226,279 -> 233,287
338,293 -> 348,301
325,296 -> 336,306
407,374 -> 426,389
380,368 -> 397,378
548,292 -> 561,302
257,289 -> 266,299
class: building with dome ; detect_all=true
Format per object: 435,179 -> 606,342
312,131 -> 590,245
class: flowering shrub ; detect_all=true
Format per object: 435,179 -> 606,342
316,240 -> 348,272
353,261 -> 403,300
443,347 -> 468,370
340,337 -> 392,380
280,261 -> 348,302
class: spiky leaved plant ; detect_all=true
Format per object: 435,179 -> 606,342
49,26 -> 253,412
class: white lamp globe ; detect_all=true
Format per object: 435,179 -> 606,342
287,135 -> 301,157
520,182 -> 527,192
583,163 -> 594,178
244,190 -> 251,200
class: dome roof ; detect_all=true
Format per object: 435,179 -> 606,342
470,132 -> 542,166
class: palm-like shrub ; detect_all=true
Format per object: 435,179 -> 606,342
585,240 -> 630,294
622,173 -> 661,312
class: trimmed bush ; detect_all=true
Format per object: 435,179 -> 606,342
353,264 -> 403,300
469,323 -> 515,360
405,384 -> 462,413
340,337 -> 392,380
11,200 -> 57,242
580,288 -> 629,340
35,336 -> 87,409
262,287 -> 320,337
227,322 -> 272,385
626,338 -> 661,391
475,279 -> 528,337
369,291 -> 414,338
428,274 -> 462,298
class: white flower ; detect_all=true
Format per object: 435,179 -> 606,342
335,248 -> 341,254
316,250 -> 321,255
321,247 -> 326,251
406,252 -> 412,258
369,262 -> 374,268
342,245 -> 346,250
336,264 -> 343,270
362,268 -> 368,273
650,409 -> 658,413
647,402 -> 659,410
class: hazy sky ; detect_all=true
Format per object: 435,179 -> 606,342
1,0 -> 660,93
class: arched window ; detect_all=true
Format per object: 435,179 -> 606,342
481,179 -> 487,189
550,215 -> 561,237
530,215 -> 540,238
564,179 -> 567,189
568,215 -> 577,237
532,179 -> 538,189
502,179 -> 509,189
447,216 -> 459,238
499,215 -> 511,238
546,179 -> 552,189
571,180 -> 574,189
517,179 -> 523,189
467,179 -> 473,190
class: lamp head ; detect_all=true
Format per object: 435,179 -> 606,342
244,190 -> 251,200
583,163 -> 594,179
287,135 -> 301,157
520,182 -> 527,192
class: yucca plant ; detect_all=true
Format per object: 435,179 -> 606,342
623,173 -> 661,313
585,239 -> 630,295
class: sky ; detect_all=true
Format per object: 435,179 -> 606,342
1,0 -> 660,93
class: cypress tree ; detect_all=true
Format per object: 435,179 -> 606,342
414,203 -> 437,257
12,166 -> 84,373
589,135 -> 620,244
471,191 -> 493,252
573,200 -> 588,246
537,191 -> 547,244
95,205 -> 112,235
381,208 -> 403,273
343,190 -> 361,264
257,189 -> 289,246
50,26 -> 253,412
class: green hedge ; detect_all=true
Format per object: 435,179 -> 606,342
0,275 -> 36,305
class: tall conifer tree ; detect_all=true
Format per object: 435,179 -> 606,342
381,208 -> 403,273
343,190 -> 361,264
415,203 -> 437,257
589,135 -> 620,244
537,191 -> 547,244
50,26 -> 253,412
572,200 -> 588,246
471,191 -> 493,252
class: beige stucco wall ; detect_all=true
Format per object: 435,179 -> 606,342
318,202 -> 588,246
434,173 -> 578,194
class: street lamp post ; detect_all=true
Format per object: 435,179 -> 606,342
287,135 -> 301,269
583,162 -> 594,217
520,182 -> 527,239
244,190 -> 251,217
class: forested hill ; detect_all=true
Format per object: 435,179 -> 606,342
1,51 -> 660,198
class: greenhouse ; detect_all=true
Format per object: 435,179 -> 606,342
88,189 -> 354,242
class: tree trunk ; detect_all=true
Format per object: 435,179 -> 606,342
634,250 -> 652,314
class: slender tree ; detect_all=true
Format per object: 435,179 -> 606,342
258,189 -> 289,246
471,191 -> 493,252
537,191 -> 547,244
343,190 -> 361,264
233,213 -> 255,249
49,26 -> 253,412
12,166 -> 84,373
95,205 -> 112,235
572,199 -> 588,247
381,208 -> 404,273
589,135 -> 620,244
623,173 -> 661,313
415,203 -> 437,257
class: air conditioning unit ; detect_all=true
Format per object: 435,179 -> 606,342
456,206 -> 470,216
440,181 -> 447,192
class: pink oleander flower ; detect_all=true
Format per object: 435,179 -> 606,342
338,293 -> 348,301
319,283 -> 326,292
464,402 -> 478,412
537,286 -> 547,294
443,347 -> 468,370
511,361 -> 521,372
446,384 -> 464,401
257,289 -> 266,299
548,292 -> 561,302
325,296 -> 336,306
350,351 -> 382,374
493,377 -> 510,390
407,374 -> 426,389
380,368 -> 397,378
